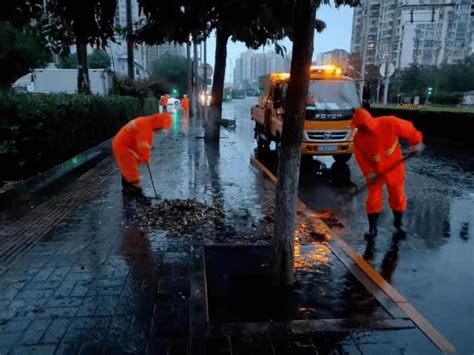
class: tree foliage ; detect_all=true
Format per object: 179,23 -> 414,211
0,0 -> 44,27
151,55 -> 188,97
0,23 -> 51,87
388,57 -> 474,104
40,0 -> 117,93
60,49 -> 111,69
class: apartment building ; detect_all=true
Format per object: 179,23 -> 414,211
351,0 -> 474,69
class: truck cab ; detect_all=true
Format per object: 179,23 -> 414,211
251,65 -> 360,163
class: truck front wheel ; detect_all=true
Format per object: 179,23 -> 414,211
333,154 -> 352,164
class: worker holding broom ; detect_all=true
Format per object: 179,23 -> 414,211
351,108 -> 424,238
112,113 -> 172,204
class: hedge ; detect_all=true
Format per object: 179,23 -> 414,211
0,93 -> 143,180
370,106 -> 474,146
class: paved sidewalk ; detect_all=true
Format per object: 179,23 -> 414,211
0,114 -> 444,354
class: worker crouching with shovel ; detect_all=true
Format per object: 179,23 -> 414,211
352,108 -> 424,239
112,113 -> 173,205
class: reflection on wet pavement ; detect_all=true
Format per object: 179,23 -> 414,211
226,98 -> 474,354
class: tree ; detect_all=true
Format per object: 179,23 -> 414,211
89,49 -> 111,68
0,23 -> 51,87
41,0 -> 117,93
60,49 -> 111,69
151,55 -> 188,97
0,0 -> 44,27
272,0 -> 360,289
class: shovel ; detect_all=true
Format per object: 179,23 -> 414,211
146,163 -> 159,200
351,151 -> 417,196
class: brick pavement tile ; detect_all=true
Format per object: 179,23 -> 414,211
0,333 -> 20,347
9,344 -> 56,355
37,307 -> 78,319
1,320 -> 30,333
46,267 -> 71,282
23,281 -> 61,291
14,290 -> 54,301
30,268 -> 55,283
18,319 -> 51,345
0,346 -> 11,355
86,286 -> 122,297
53,280 -> 77,298
105,316 -> 133,342
1,270 -> 40,284
69,282 -> 90,298
45,297 -> 83,308
41,318 -> 72,344
0,283 -> 27,301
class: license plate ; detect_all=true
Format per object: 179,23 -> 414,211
318,145 -> 337,152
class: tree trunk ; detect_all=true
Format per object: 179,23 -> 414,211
126,0 -> 134,79
192,35 -> 199,118
186,41 -> 193,116
204,27 -> 228,143
272,0 -> 317,289
76,39 -> 90,94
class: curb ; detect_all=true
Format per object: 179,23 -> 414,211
0,138 -> 112,198
250,155 -> 455,354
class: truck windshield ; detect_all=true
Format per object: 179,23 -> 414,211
307,80 -> 360,110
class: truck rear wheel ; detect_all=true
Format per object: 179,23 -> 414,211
256,126 -> 270,157
333,154 -> 352,164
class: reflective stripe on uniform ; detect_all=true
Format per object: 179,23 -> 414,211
385,138 -> 399,156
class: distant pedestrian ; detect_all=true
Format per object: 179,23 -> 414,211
181,95 -> 189,116
351,108 -> 424,238
160,95 -> 169,112
112,113 -> 172,204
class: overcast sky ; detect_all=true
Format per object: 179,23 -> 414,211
203,4 -> 355,81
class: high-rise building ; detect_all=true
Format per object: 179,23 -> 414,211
315,49 -> 350,67
351,0 -> 474,69
232,50 -> 290,88
108,0 -> 148,79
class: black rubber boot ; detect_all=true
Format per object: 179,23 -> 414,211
364,213 -> 379,239
393,210 -> 406,238
121,177 -> 151,205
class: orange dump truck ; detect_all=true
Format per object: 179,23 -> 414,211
251,65 -> 360,163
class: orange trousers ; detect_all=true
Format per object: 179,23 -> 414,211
366,177 -> 406,213
112,142 -> 141,183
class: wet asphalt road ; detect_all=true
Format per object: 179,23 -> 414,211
223,97 -> 474,354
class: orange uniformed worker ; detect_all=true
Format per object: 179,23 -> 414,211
352,108 -> 424,238
181,95 -> 189,115
160,95 -> 169,112
112,113 -> 172,204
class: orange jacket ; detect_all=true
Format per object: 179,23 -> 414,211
181,97 -> 189,110
160,96 -> 169,106
352,108 -> 422,184
112,113 -> 172,164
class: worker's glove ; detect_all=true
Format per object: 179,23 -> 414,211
409,143 -> 425,155
366,172 -> 378,184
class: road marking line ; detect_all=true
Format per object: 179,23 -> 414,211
250,155 -> 456,354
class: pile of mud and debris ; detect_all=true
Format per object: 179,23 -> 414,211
132,199 -> 225,235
